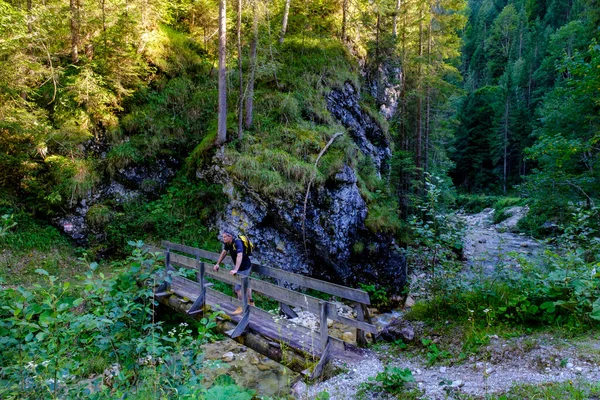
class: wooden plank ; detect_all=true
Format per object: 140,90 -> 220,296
161,241 -> 225,263
161,240 -> 370,304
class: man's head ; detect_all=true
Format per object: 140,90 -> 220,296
221,230 -> 234,244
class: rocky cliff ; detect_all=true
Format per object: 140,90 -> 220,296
203,81 -> 406,292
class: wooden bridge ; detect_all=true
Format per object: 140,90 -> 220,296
148,241 -> 377,378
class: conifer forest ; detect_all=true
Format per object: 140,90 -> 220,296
1,0 -> 600,398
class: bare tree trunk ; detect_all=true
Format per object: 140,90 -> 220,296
216,0 -> 228,146
393,0 -> 400,37
425,18 -> 431,174
416,9 -> 423,175
341,0 -> 348,41
26,0 -> 32,33
245,0 -> 258,129
375,8 -> 383,106
70,0 -> 79,63
279,0 -> 291,44
237,0 -> 243,140
503,96 -> 509,194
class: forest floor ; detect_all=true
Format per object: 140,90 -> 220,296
301,208 -> 600,399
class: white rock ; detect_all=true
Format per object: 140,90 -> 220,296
451,380 -> 464,388
575,367 -> 583,373
485,368 -> 494,375
291,380 -> 307,397
342,331 -> 354,342
439,366 -> 447,373
566,362 -> 574,369
221,352 -> 235,362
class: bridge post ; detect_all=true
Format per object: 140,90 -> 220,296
165,246 -> 171,270
155,247 -> 173,295
355,302 -> 366,347
310,301 -> 332,379
277,279 -> 298,319
187,260 -> 206,316
319,301 -> 328,353
228,275 -> 250,338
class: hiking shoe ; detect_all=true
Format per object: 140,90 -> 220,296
231,306 -> 243,315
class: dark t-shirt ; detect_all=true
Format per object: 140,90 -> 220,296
224,238 -> 252,271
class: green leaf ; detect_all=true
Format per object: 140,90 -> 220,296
39,312 -> 54,327
35,269 -> 49,276
590,298 -> 600,321
540,302 -> 556,313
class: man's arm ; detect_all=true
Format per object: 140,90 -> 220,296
213,250 -> 227,271
230,252 -> 243,275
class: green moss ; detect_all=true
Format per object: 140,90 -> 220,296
86,204 -> 113,229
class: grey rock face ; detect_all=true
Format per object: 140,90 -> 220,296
376,317 -> 416,343
54,158 -> 178,242
207,83 -> 407,291
368,62 -> 402,120
326,82 -> 391,177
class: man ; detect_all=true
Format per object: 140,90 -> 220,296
213,230 -> 254,315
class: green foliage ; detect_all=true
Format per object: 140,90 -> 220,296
491,380 -> 600,400
408,174 -> 464,319
0,243 -> 238,398
421,338 -> 452,365
100,175 -> 224,255
452,0 -> 598,197
358,365 -> 418,398
0,214 -> 16,237
359,283 -> 391,311
0,212 -> 70,252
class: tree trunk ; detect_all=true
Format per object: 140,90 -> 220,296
70,0 -> 79,64
503,97 -> 509,194
279,0 -> 291,44
415,9 -> 423,176
393,0 -> 400,38
375,8 -> 383,106
216,0 -> 228,146
245,0 -> 258,129
237,0 -> 243,140
341,0 -> 348,41
425,18 -> 432,174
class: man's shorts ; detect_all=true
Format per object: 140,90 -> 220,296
234,268 -> 251,292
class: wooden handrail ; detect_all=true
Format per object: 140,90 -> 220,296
161,240 -> 370,305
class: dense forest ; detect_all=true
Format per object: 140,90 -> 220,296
1,0 -> 600,398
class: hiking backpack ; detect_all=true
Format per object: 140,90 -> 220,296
234,234 -> 254,256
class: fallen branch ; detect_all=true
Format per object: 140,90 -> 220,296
302,132 -> 344,255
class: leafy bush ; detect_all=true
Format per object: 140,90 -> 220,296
100,176 -> 224,255
0,243 -> 240,398
358,366 -> 418,398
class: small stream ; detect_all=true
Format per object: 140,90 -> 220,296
461,207 -> 544,274
201,339 -> 298,397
